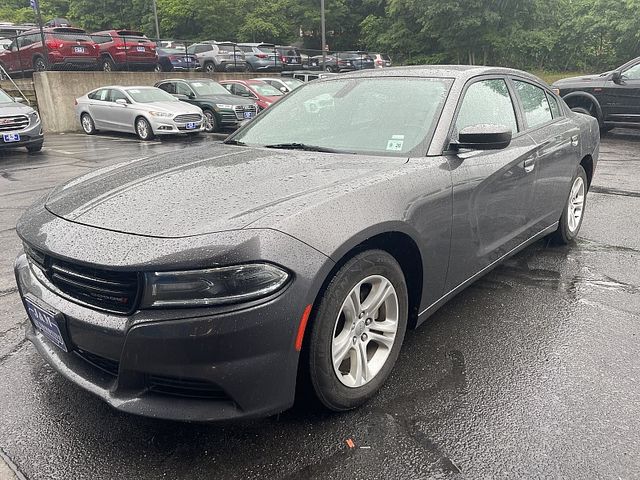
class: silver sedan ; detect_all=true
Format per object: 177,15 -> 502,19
75,86 -> 204,140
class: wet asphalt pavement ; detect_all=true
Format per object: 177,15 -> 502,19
0,130 -> 639,479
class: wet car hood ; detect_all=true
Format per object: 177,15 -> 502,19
0,102 -> 35,115
553,72 -> 610,86
197,94 -> 255,105
138,100 -> 201,115
44,144 -> 407,238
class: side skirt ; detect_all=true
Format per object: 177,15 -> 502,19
415,222 -> 559,327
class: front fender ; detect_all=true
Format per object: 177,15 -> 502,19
562,91 -> 603,123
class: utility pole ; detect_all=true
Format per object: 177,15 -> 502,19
152,0 -> 160,39
320,0 -> 326,70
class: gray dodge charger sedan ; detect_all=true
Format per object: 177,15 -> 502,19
14,66 -> 599,422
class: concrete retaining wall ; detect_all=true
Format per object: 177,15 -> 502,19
33,71 -> 275,133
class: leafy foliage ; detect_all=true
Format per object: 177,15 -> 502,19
2,0 -> 639,71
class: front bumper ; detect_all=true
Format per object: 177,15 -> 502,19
0,119 -> 44,149
14,221 -> 332,422
149,116 -> 205,135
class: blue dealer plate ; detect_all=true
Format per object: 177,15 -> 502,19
243,111 -> 254,119
186,122 -> 198,129
3,133 -> 20,143
24,295 -> 68,352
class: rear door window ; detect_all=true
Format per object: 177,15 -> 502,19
455,78 -> 519,134
513,80 -> 553,128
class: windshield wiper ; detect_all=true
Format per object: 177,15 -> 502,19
264,143 -> 348,153
224,139 -> 246,146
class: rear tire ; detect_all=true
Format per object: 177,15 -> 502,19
325,65 -> 334,73
308,250 -> 408,411
33,56 -> 47,72
550,165 -> 588,244
154,63 -> 164,72
80,113 -> 96,135
135,117 -> 154,141
101,57 -> 115,72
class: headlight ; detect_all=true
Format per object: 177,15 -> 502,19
29,111 -> 40,123
149,111 -> 173,118
215,104 -> 234,109
141,263 -> 289,308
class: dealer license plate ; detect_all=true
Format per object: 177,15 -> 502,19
24,295 -> 68,352
3,133 -> 20,143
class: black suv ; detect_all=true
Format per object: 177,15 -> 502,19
155,78 -> 258,132
553,56 -> 640,132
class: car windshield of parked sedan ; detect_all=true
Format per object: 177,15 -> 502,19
251,83 -> 284,96
190,80 -> 230,96
126,88 -> 178,103
0,89 -> 13,103
231,77 -> 452,156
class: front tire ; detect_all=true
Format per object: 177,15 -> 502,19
550,165 -> 588,244
308,250 -> 408,411
80,113 -> 96,135
203,62 -> 215,73
202,109 -> 218,133
135,117 -> 154,141
26,142 -> 43,153
154,63 -> 164,72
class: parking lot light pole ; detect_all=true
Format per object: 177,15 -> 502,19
152,0 -> 160,39
321,0 -> 326,69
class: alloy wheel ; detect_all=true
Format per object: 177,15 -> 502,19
331,275 -> 399,388
203,111 -> 216,133
136,118 -> 150,140
81,114 -> 94,134
567,176 -> 585,232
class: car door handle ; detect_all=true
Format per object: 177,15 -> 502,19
524,158 -> 535,173
571,135 -> 579,147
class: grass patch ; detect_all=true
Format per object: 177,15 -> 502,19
530,70 -> 589,84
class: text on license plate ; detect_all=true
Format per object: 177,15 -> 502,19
73,46 -> 85,53
243,112 -> 254,119
137,46 -> 145,52
24,296 -> 68,352
3,133 -> 20,142
186,122 -> 198,129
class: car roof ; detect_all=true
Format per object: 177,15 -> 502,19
220,79 -> 265,85
157,78 -> 220,84
334,65 -> 546,84
238,42 -> 275,47
93,29 -> 146,36
91,85 -> 156,91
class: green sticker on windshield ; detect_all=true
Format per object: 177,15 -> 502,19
387,135 -> 404,151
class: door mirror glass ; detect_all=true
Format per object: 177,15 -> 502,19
173,93 -> 189,100
115,98 -> 128,105
280,86 -> 288,93
454,124 -> 512,150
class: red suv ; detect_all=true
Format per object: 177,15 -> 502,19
0,27 -> 99,74
92,30 -> 157,71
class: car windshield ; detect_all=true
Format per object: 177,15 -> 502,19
231,77 -> 452,156
282,78 -> 304,89
0,89 -> 13,103
190,80 -> 230,96
126,88 -> 177,103
251,83 -> 283,96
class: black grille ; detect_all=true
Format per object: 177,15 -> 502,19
233,105 -> 257,120
75,349 -> 119,376
26,246 -> 140,314
173,113 -> 202,123
0,115 -> 29,132
148,374 -> 230,400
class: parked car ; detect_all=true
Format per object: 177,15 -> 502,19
156,40 -> 186,50
75,86 -> 204,140
154,47 -> 199,72
257,77 -> 304,94
0,27 -> 99,74
187,41 -> 246,72
369,52 -> 392,68
91,29 -> 157,71
155,78 -> 258,132
219,79 -> 283,110
238,42 -> 281,72
0,87 -> 43,152
338,51 -> 375,70
15,66 -> 599,422
276,45 -> 302,70
281,70 -> 337,82
553,56 -> 640,132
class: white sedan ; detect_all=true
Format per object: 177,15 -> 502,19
75,86 -> 204,140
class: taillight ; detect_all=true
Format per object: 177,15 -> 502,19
280,55 -> 286,62
376,59 -> 383,65
45,40 -> 64,49
256,53 -> 268,59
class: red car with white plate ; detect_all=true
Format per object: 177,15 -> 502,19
91,30 -> 157,71
0,27 -> 99,74
219,79 -> 284,111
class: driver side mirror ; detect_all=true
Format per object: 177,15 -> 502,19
173,93 -> 189,100
14,97 -> 27,104
611,71 -> 623,84
280,86 -> 288,93
115,98 -> 128,106
452,124 -> 512,151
